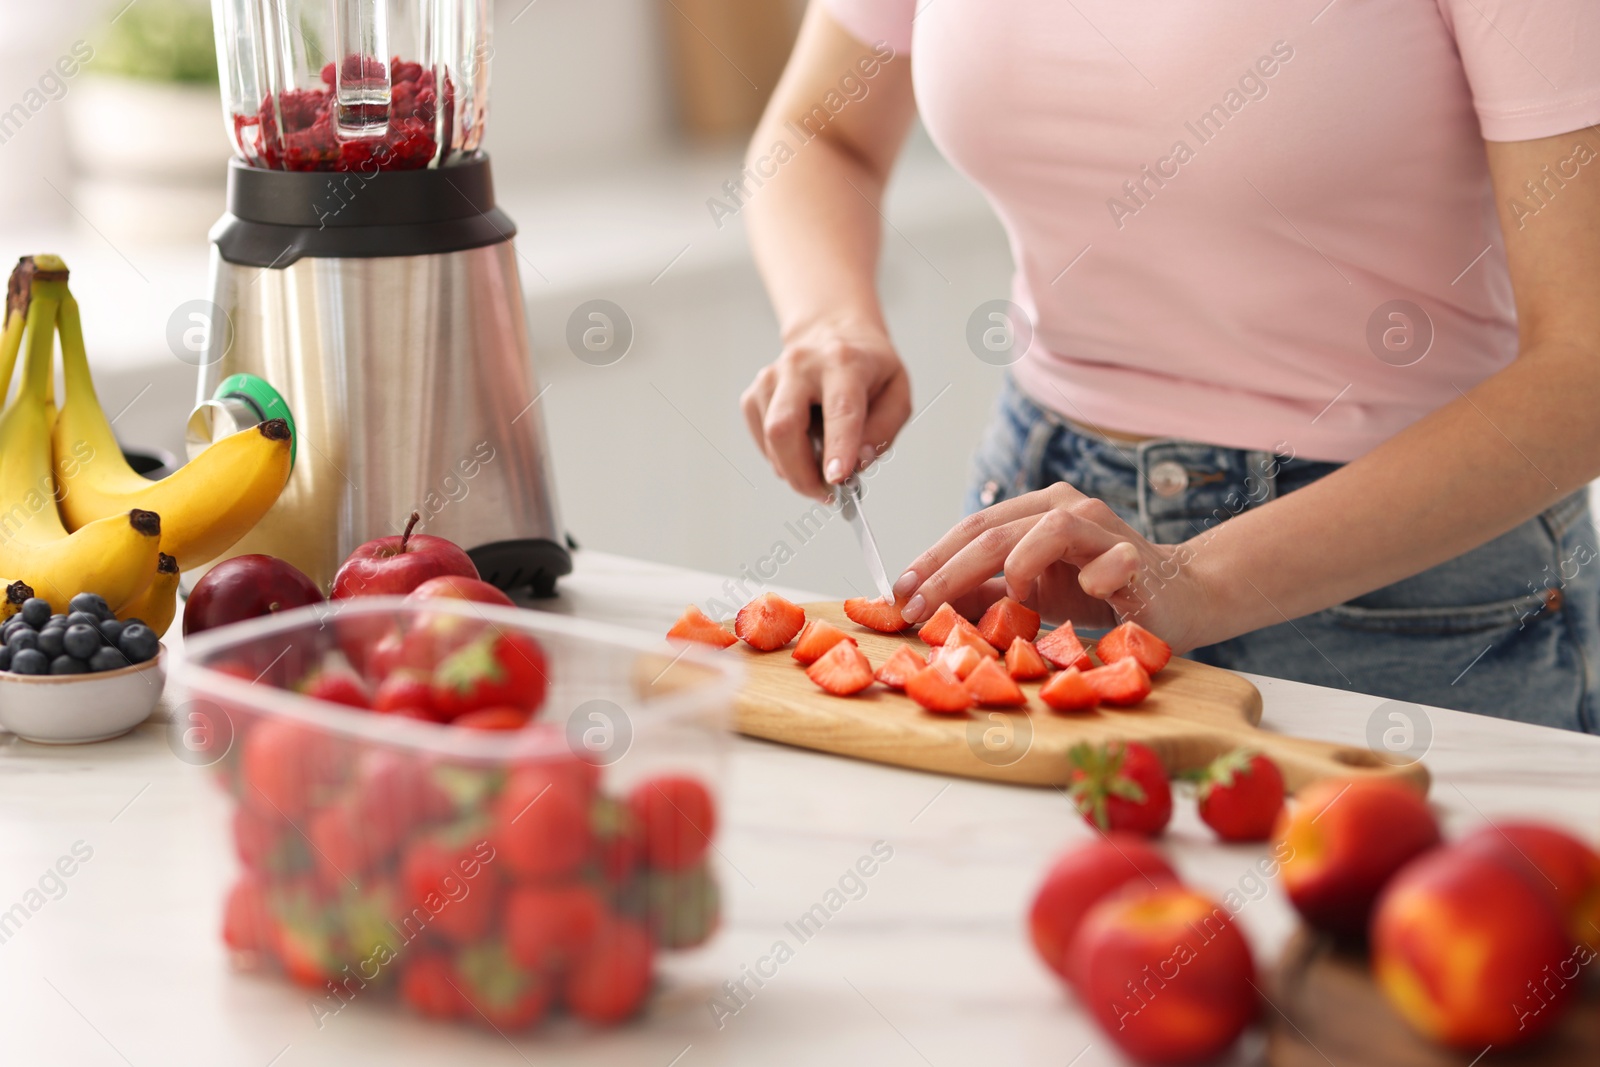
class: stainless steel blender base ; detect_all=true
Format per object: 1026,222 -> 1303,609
194,236 -> 569,594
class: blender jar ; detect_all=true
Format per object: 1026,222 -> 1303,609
211,0 -> 489,170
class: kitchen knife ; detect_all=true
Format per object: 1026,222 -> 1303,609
810,407 -> 897,602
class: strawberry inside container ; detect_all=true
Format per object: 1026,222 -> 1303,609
177,598 -> 737,1031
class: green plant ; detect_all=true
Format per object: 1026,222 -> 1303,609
94,0 -> 218,85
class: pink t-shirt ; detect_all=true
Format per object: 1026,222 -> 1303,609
824,0 -> 1600,461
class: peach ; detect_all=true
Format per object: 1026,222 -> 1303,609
1372,842 -> 1580,1049
1274,778 -> 1439,938
1028,835 -> 1179,985
1071,884 -> 1258,1064
1459,821 -> 1600,953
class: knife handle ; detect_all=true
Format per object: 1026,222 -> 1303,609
807,404 -> 826,471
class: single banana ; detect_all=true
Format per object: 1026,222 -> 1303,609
1,579 -> 35,621
0,261 -> 25,404
51,286 -> 292,570
116,552 -> 179,637
0,258 -> 162,614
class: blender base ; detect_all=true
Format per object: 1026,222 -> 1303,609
469,538 -> 573,599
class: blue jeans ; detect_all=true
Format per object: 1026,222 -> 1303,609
966,377 -> 1600,733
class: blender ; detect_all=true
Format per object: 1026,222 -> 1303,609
190,0 -> 570,596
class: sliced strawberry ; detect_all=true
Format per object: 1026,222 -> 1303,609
1096,620 -> 1172,675
454,706 -> 534,730
1083,657 -> 1152,706
1040,667 -> 1100,712
906,663 -> 972,714
791,619 -> 855,665
874,645 -> 925,690
963,657 -> 1026,707
917,602 -> 965,646
734,592 -> 807,651
1005,637 -> 1051,682
667,605 -> 736,649
977,596 -> 1041,650
843,596 -> 910,633
946,623 -> 999,659
805,640 -> 875,696
933,643 -> 984,680
1037,622 -> 1094,671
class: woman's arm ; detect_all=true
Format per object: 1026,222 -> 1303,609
740,5 -> 917,501
895,128 -> 1600,651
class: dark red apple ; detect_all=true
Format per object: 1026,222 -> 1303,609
184,554 -> 325,637
404,575 -> 513,607
331,512 -> 479,599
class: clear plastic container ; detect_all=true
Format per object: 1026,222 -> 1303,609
175,597 -> 738,1030
210,0 -> 491,170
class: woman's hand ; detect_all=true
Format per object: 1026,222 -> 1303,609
741,327 -> 911,501
892,484 -> 1216,653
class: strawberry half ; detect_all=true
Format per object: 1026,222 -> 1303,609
843,596 -> 910,633
1040,667 -> 1100,712
963,657 -> 1026,707
1083,657 -> 1152,706
1005,637 -> 1051,682
906,663 -> 972,714
791,619 -> 855,665
734,593 -> 807,651
805,640 -> 875,696
1037,622 -> 1094,671
933,643 -> 985,680
947,624 -> 999,659
1096,620 -> 1172,675
667,605 -> 736,649
917,602 -> 965,646
977,596 -> 1041,650
874,645 -> 926,690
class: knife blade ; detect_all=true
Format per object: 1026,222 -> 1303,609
836,472 -> 897,602
809,406 -> 897,603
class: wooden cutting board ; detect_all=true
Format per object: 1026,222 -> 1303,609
1268,929 -> 1599,1065
731,603 -> 1429,794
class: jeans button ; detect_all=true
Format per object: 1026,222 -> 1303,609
1148,460 -> 1189,498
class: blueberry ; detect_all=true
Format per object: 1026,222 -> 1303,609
49,655 -> 88,675
7,628 -> 39,653
66,611 -> 99,629
98,619 -> 124,645
63,624 -> 101,660
41,618 -> 66,633
122,618 -> 147,630
117,624 -> 159,664
69,592 -> 111,620
1,618 -> 28,643
9,648 -> 48,675
89,647 -> 130,673
0,645 -> 10,671
36,627 -> 64,658
20,598 -> 51,628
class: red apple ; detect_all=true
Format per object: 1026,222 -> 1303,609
331,511 -> 478,599
1459,821 -> 1600,953
1029,835 -> 1179,985
1373,842 -> 1578,1049
1275,778 -> 1439,938
184,554 -> 325,637
1072,884 -> 1257,1064
404,575 -> 513,607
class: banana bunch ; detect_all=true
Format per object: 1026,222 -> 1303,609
51,272 -> 292,571
0,257 -> 162,613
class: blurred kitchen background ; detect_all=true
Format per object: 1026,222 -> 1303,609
0,0 -> 1011,601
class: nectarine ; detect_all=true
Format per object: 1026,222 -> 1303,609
1029,835 -> 1178,985
1459,821 -> 1600,953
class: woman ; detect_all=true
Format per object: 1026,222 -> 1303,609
739,1 -> 1600,731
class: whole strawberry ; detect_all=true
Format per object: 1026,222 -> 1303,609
430,631 -> 548,720
1191,749 -> 1284,842
1067,741 -> 1172,837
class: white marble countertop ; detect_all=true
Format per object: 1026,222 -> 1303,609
0,549 -> 1595,1067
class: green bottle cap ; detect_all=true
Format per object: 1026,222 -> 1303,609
213,373 -> 297,471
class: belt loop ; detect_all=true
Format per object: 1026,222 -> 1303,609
1133,439 -> 1154,540
1020,415 -> 1056,496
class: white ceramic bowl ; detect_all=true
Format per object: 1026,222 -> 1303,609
0,649 -> 167,744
